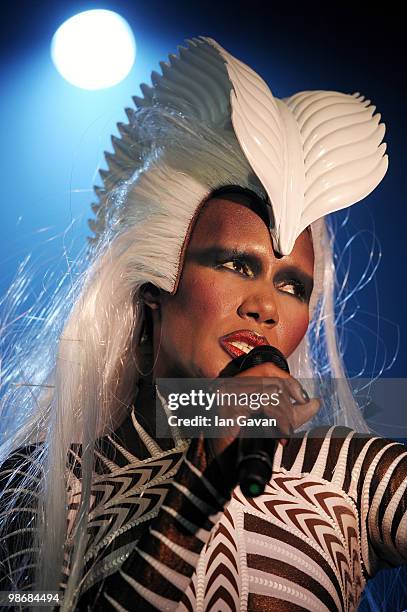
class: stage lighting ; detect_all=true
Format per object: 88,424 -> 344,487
51,9 -> 136,90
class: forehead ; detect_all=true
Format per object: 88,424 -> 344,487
193,197 -> 268,241
189,197 -> 314,268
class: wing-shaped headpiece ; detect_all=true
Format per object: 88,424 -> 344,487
88,37 -> 388,256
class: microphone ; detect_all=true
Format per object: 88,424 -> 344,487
219,345 -> 290,498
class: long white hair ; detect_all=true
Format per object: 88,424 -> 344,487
0,106 -> 370,609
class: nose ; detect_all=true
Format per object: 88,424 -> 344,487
237,285 -> 279,327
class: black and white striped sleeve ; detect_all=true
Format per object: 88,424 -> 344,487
80,436 -> 234,611
0,445 -> 43,600
352,433 -> 407,576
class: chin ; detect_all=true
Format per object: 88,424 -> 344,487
195,367 -> 219,379
192,361 -> 225,379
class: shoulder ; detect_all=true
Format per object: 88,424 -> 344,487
0,442 -> 45,521
0,443 -> 45,523
0,443 -> 44,483
0,443 -> 44,591
279,425 -> 406,484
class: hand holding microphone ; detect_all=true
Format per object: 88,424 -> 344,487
214,345 -> 320,497
163,346 -> 320,535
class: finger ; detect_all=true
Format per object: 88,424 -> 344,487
283,377 -> 310,405
265,377 -> 308,408
262,382 -> 291,418
261,377 -> 288,400
291,399 -> 321,430
262,401 -> 292,437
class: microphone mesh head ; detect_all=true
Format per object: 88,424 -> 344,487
237,345 -> 290,374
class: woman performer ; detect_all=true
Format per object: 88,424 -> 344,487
0,37 -> 406,611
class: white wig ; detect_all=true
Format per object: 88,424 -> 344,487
0,37 -> 388,609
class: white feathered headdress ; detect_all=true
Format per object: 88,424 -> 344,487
88,36 -> 388,284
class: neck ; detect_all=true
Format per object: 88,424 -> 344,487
135,375 -> 177,451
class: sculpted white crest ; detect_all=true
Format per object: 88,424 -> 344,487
89,36 -> 387,257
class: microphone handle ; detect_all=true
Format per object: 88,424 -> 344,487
224,345 -> 290,498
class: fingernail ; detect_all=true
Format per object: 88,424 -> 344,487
301,387 -> 309,402
279,438 -> 288,447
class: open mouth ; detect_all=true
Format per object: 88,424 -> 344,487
219,330 -> 269,359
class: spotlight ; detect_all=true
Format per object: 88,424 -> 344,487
51,9 -> 136,90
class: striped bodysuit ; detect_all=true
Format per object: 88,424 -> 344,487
1,406 -> 406,611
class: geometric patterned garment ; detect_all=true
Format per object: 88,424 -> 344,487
1,406 -> 407,611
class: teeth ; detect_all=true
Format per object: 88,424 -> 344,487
229,341 -> 253,354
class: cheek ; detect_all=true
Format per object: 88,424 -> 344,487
163,271 -> 236,342
177,272 -> 235,321
275,300 -> 310,356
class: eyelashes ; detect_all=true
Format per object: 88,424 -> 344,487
217,257 -> 309,303
220,259 -> 255,278
274,278 -> 307,302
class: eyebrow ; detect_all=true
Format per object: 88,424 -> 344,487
190,245 -> 314,288
197,246 -> 263,274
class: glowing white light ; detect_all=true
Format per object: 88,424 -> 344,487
51,10 -> 136,90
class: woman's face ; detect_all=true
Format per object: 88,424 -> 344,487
148,196 -> 314,379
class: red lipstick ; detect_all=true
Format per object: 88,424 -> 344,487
219,329 -> 270,358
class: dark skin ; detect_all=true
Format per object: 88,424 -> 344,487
140,196 -> 320,453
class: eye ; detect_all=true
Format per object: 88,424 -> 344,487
219,259 -> 255,278
275,278 -> 307,302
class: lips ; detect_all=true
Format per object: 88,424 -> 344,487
219,329 -> 270,359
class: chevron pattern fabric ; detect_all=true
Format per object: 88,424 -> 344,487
1,409 -> 406,611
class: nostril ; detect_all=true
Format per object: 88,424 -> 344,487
248,312 -> 259,320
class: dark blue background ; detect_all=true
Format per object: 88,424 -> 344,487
0,2 -> 405,609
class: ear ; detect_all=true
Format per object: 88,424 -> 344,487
139,283 -> 161,310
